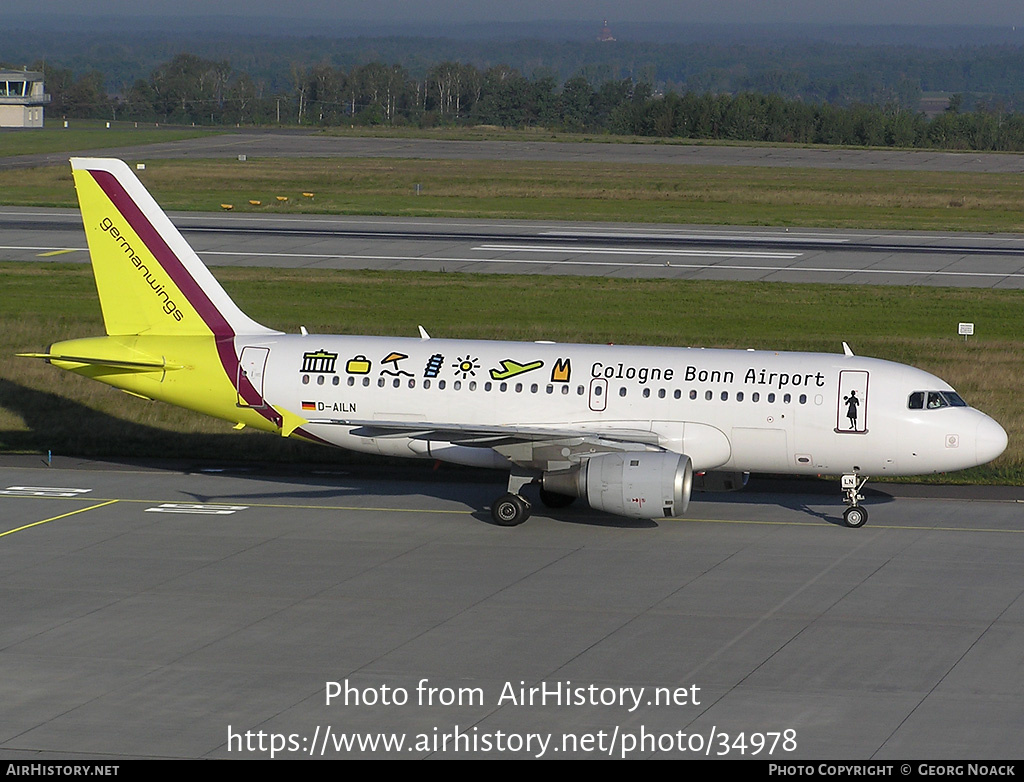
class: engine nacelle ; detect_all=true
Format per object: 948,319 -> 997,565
542,452 -> 692,519
693,471 -> 749,493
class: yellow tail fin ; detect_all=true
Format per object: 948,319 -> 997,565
71,158 -> 277,338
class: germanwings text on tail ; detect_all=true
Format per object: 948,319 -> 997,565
21,158 -> 1008,527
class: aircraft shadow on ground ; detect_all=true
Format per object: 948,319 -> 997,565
1,378 -> 886,528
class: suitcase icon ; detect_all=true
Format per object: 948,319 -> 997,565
346,355 -> 371,374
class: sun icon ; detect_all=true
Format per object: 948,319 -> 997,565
452,355 -> 479,379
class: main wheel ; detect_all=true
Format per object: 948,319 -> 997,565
843,506 -> 868,528
491,493 -> 531,526
539,488 -> 576,509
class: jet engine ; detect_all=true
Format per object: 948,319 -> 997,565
542,452 -> 692,519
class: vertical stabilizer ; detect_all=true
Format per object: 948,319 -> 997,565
70,158 -> 279,338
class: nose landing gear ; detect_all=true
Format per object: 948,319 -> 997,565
841,473 -> 869,528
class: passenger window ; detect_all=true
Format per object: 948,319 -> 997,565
362,377 -> 370,387
674,390 -> 681,399
347,377 -> 354,387
799,394 -> 806,404
515,383 -> 522,393
737,391 -> 744,402
768,393 -> 775,403
485,382 -> 492,391
302,375 -> 309,385
500,382 -> 508,392
689,390 -> 697,400
378,378 -> 385,388
438,380 -> 446,390
545,385 -> 552,394
658,389 -> 666,399
619,387 -> 627,397
424,379 -> 431,389
561,385 -> 569,395
393,378 -> 400,388
530,383 -> 538,393
469,381 -> 477,391
721,391 -> 728,401
783,393 -> 791,403
317,375 -> 325,385
752,392 -> 759,402
332,376 -> 340,386
643,388 -> 650,398
705,390 -> 712,400
454,381 -> 462,390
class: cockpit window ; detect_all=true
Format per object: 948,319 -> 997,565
911,391 -> 968,410
943,391 -> 967,407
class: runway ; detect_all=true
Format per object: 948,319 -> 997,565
1,457 -> 1022,759
6,207 -> 1024,287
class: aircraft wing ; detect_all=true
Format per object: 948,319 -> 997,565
304,417 -> 662,470
306,417 -> 660,447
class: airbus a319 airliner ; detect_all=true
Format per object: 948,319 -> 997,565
21,158 -> 1007,527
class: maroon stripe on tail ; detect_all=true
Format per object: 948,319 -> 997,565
91,170 -> 234,337
90,169 -> 282,428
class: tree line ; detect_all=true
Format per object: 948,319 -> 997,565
23,53 -> 1024,152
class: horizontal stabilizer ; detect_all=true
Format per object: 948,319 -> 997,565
17,352 -> 182,371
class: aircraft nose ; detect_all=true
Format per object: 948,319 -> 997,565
975,415 -> 1008,465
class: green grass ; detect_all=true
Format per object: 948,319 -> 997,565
4,157 -> 1024,231
2,263 -> 1021,482
0,123 -> 219,158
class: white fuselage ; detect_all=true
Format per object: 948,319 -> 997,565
237,335 -> 1006,477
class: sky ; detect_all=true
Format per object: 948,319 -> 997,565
7,0 -> 1024,27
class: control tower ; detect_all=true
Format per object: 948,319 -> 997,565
0,70 -> 50,128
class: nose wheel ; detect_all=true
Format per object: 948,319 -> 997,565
841,473 -> 869,528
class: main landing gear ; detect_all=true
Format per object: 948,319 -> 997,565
841,473 -> 869,528
492,493 -> 531,526
489,471 -> 578,526
491,470 -> 534,526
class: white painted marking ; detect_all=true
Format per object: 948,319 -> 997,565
0,245 -> 87,253
192,250 -> 1024,279
16,242 -> 1024,280
1,486 -> 92,497
476,243 -> 804,259
543,230 -> 851,244
145,504 -> 247,514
